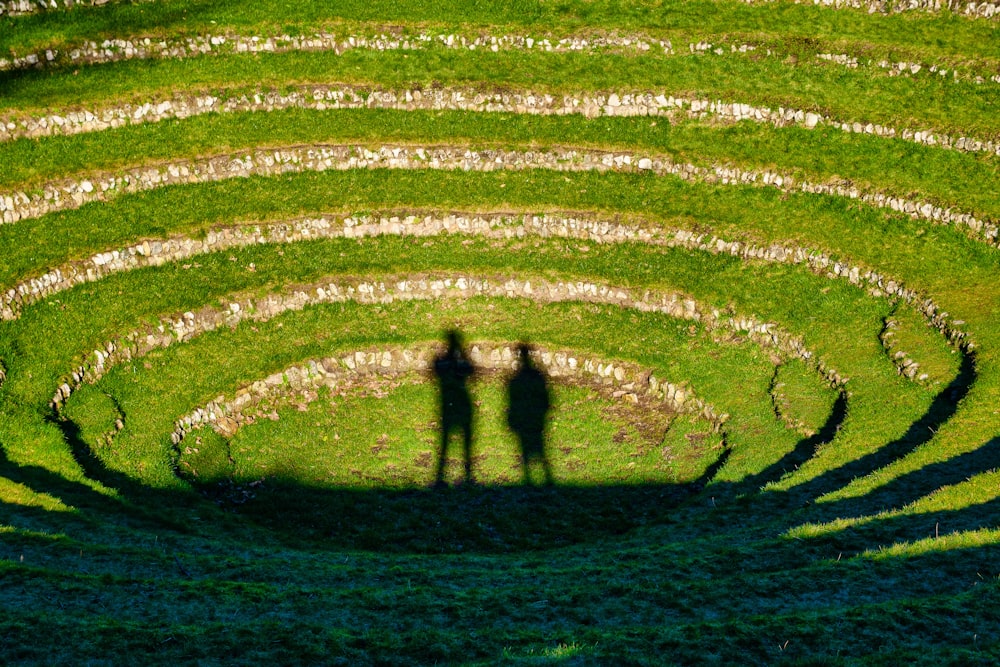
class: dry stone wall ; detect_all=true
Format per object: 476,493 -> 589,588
817,52 -> 1000,84
0,30 -> 676,72
0,0 -> 119,14
7,210 -> 968,373
169,343 -> 727,449
3,0 -> 995,17
882,322 -> 926,381
880,317 -> 937,383
6,29 -> 995,88
739,0 -> 999,17
1,142 -> 995,250
2,83 -> 997,160
49,273 -> 843,419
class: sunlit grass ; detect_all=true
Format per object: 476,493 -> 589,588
0,479 -> 75,513
859,527 -> 1000,561
1,1 -> 999,662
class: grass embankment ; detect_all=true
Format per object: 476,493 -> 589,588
1,0 -> 999,662
5,0 -> 1000,62
3,45 -> 999,138
2,110 -> 999,223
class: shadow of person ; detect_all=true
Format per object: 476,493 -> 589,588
433,330 -> 476,487
507,343 -> 554,486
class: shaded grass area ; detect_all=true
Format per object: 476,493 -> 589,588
0,475 -> 998,663
0,548 -> 996,665
2,46 -> 998,138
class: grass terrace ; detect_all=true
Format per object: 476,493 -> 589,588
0,0 -> 998,663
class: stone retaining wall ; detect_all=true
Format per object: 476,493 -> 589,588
881,319 -> 927,381
0,0 -> 116,14
1,142 -> 994,251
6,28 -> 995,89
740,0 -> 999,17
817,52 -> 999,84
169,343 -> 728,449
27,27 -> 991,89
6,210 -> 967,373
2,83 -> 997,161
0,30 -> 675,72
3,0 -> 994,17
48,273 -> 840,418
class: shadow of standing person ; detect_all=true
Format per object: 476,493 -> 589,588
433,330 -> 476,487
507,343 -> 554,486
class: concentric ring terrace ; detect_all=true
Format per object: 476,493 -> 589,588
0,1 -> 998,663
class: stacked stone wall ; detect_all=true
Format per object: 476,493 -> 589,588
3,84 -> 998,160
5,211 -> 968,389
1,142 -> 994,251
48,274 -> 842,424
3,0 -> 995,17
169,343 -> 728,449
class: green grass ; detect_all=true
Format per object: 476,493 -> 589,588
5,0 -> 1000,61
2,1 -> 1000,662
882,300 -> 964,386
181,380 -> 705,488
771,357 -> 841,435
82,295 -> 770,484
3,166 -> 998,300
3,45 -> 999,137
3,109 -> 999,222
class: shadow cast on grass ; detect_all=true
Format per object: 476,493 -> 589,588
799,487 -> 1000,558
189,385 -> 733,553
28,341 -> 983,559
43,414 -> 219,533
195,475 -> 714,554
823,434 -> 1000,520
785,349 -> 977,507
731,390 -> 849,498
0,426 -> 120,518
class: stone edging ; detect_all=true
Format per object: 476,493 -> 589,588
1,142 -> 994,250
0,0 -> 129,15
880,317 -> 932,382
817,52 -> 1000,85
6,28 -> 996,89
769,367 -> 809,435
2,0 -> 994,18
2,83 -> 998,160
48,273 -> 841,417
5,210 -> 967,371
737,0 -> 999,18
0,30 -> 677,72
168,343 -> 728,449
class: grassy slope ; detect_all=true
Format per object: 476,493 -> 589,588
0,1 -> 999,663
3,47 -> 998,138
